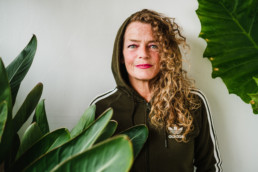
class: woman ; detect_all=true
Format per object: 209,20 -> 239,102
91,9 -> 222,172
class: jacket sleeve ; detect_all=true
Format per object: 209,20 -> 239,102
193,91 -> 222,172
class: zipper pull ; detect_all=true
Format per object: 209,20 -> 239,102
164,126 -> 168,148
146,102 -> 151,114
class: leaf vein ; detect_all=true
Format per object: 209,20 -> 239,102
219,0 -> 258,49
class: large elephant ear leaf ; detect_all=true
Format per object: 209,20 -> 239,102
248,77 -> 258,113
196,0 -> 258,113
6,35 -> 37,105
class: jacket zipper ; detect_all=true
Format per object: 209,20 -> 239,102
145,102 -> 151,172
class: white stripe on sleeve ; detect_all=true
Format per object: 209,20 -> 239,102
191,89 -> 222,172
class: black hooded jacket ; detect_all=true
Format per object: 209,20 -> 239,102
91,15 -> 222,172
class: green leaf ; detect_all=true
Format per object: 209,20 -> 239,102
0,58 -> 13,163
32,99 -> 49,134
120,124 -> 148,158
248,77 -> 258,114
16,122 -> 43,159
0,101 -> 8,142
47,129 -> 71,151
51,135 -> 133,172
13,83 -> 43,133
196,0 -> 258,113
6,133 -> 20,169
70,104 -> 96,138
249,92 -> 258,113
0,35 -> 37,164
0,58 -> 12,119
6,35 -> 37,105
23,108 -> 113,172
14,128 -> 70,171
95,120 -> 117,144
0,119 -> 13,163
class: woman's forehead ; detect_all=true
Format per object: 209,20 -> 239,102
124,22 -> 155,40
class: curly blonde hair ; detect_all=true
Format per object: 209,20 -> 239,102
129,9 -> 200,142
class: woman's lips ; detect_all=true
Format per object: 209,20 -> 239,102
135,64 -> 153,69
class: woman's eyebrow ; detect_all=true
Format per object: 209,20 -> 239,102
128,39 -> 141,42
128,39 -> 157,43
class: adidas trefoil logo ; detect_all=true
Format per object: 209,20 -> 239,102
168,125 -> 184,139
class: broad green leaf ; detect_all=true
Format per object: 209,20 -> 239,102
196,0 -> 258,113
249,77 -> 258,113
0,101 -> 8,142
249,93 -> 258,113
6,35 -> 37,105
47,129 -> 70,151
70,104 -> 96,138
0,58 -> 12,118
14,128 -> 70,171
120,124 -> 148,158
51,135 -> 133,172
16,122 -> 43,159
7,133 -> 20,168
23,108 -> 113,172
32,99 -> 49,134
95,120 -> 118,144
0,58 -> 13,162
13,83 -> 43,133
0,119 -> 13,163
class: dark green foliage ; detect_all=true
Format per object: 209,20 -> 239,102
196,0 -> 258,114
0,35 -> 38,165
121,125 -> 149,158
6,35 -> 37,105
0,35 -> 148,171
51,135 -> 133,172
32,99 -> 50,134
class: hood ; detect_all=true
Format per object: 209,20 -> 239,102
111,15 -> 143,99
110,14 -> 169,149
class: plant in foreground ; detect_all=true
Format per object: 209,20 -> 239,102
0,35 -> 148,172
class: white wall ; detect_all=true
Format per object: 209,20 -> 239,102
0,0 -> 257,171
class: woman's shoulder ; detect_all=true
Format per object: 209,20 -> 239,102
190,89 -> 211,112
90,87 -> 133,119
190,89 -> 216,137
189,88 -> 212,116
189,89 -> 213,128
188,89 -> 214,139
90,88 -> 121,118
90,88 -> 119,106
190,89 -> 209,104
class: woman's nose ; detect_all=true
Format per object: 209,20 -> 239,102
138,46 -> 149,59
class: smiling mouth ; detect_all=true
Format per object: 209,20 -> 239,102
136,64 -> 153,69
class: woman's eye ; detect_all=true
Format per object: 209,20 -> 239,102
150,45 -> 158,49
128,44 -> 137,48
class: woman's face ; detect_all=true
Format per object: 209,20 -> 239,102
123,22 -> 160,85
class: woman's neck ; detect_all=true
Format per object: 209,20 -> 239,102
129,79 -> 152,102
